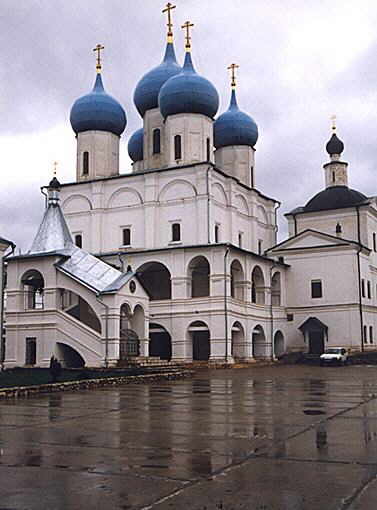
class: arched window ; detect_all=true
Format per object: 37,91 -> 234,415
206,138 -> 211,161
74,234 -> 82,248
174,135 -> 182,160
21,270 -> 44,310
251,166 -> 254,187
153,129 -> 161,154
332,170 -> 336,183
188,256 -> 210,297
83,151 -> 89,175
172,223 -> 181,242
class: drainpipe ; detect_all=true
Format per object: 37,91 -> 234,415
274,203 -> 281,244
293,213 -> 298,236
356,206 -> 364,352
270,263 -> 277,361
40,186 -> 48,208
96,295 -> 109,368
224,247 -> 230,363
206,166 -> 211,244
0,243 -> 16,371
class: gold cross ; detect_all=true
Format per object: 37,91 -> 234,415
162,3 -> 176,41
228,63 -> 239,89
53,161 -> 58,176
93,44 -> 104,73
331,114 -> 337,132
181,21 -> 194,50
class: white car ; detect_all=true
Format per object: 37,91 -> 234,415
320,347 -> 349,366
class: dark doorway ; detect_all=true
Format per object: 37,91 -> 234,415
25,338 -> 36,365
149,324 -> 172,361
192,331 -> 210,361
309,331 -> 325,355
299,317 -> 328,356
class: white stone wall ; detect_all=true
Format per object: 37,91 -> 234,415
76,131 -> 120,181
215,145 -> 255,187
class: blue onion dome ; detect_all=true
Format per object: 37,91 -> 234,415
326,132 -> 344,156
70,73 -> 127,136
159,51 -> 219,119
128,128 -> 144,162
214,89 -> 258,149
133,42 -> 181,117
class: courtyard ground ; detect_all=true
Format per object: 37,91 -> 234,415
1,365 -> 377,509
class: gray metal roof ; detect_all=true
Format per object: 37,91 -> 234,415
56,246 -> 124,293
29,203 -> 73,254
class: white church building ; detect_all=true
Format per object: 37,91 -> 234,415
3,7 -> 377,368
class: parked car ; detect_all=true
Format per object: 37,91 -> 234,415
320,347 -> 349,366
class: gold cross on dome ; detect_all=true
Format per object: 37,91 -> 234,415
93,44 -> 104,73
228,63 -> 239,89
181,21 -> 194,50
331,114 -> 337,132
162,3 -> 176,40
53,161 -> 58,176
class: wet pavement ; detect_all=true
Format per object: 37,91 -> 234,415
1,365 -> 377,509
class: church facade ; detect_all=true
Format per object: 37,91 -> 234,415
3,7 -> 377,368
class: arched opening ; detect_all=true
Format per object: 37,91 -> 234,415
56,342 -> 85,368
206,137 -> 211,161
271,272 -> 281,306
136,262 -> 171,300
132,305 -> 145,339
174,135 -> 182,160
188,321 -> 210,361
153,129 -> 161,154
149,323 -> 172,361
230,260 -> 245,300
231,321 -> 246,359
119,303 -> 140,359
274,331 -> 285,358
188,256 -> 210,297
251,266 -> 265,304
83,151 -> 89,175
21,270 -> 44,310
252,325 -> 267,359
60,289 -> 101,333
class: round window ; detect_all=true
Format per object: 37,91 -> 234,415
130,280 -> 136,294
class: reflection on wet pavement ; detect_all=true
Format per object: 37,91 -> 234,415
1,365 -> 377,509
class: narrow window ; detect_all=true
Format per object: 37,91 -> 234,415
238,232 -> 243,248
368,280 -> 372,299
206,137 -> 211,161
251,166 -> 254,187
122,228 -> 131,246
25,338 -> 36,365
174,135 -> 182,160
363,325 -> 368,343
153,129 -> 161,154
332,170 -> 335,183
311,280 -> 322,299
83,151 -> 89,175
373,233 -> 376,252
75,234 -> 82,248
251,283 -> 256,303
214,225 -> 219,243
258,240 -> 263,255
336,223 -> 342,234
362,279 -> 365,298
370,326 -> 374,344
172,223 -> 181,242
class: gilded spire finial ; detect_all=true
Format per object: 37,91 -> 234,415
181,20 -> 194,51
331,114 -> 337,133
53,161 -> 58,177
228,63 -> 239,89
93,44 -> 105,73
162,3 -> 176,43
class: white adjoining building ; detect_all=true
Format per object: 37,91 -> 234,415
3,14 -> 377,368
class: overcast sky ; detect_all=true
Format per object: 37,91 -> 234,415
2,0 -> 377,251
